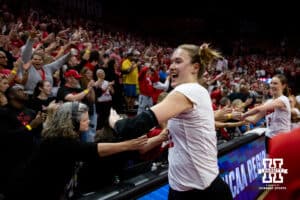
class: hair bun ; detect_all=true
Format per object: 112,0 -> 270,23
199,43 -> 209,50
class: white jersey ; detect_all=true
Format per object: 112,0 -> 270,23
168,83 -> 219,191
265,95 -> 291,138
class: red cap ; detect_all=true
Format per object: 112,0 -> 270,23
0,69 -> 11,76
84,62 -> 94,71
64,69 -> 82,79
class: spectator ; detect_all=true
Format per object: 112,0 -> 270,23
94,69 -> 114,130
289,95 -> 300,129
0,84 -> 43,195
56,69 -> 93,103
0,74 -> 9,106
4,102 -> 147,200
27,80 -> 56,112
121,52 -> 139,111
137,66 -> 157,114
20,34 -> 72,94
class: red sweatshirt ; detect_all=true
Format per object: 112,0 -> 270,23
138,66 -> 156,97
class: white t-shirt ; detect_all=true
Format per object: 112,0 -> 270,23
97,80 -> 112,102
265,95 -> 291,138
168,83 -> 219,191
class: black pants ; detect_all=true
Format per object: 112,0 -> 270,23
265,136 -> 271,154
96,101 -> 112,130
168,175 -> 232,200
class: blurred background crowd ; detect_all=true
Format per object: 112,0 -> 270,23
0,0 -> 300,198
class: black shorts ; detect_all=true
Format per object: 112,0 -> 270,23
168,175 -> 233,200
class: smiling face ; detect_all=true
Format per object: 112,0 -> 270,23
96,69 -> 105,80
32,54 -> 43,70
169,48 -> 198,87
270,76 -> 285,97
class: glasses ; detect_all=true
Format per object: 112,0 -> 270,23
0,56 -> 7,59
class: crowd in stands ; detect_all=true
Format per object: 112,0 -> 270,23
1,2 -> 300,199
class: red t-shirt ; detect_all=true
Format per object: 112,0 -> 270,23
140,127 -> 166,161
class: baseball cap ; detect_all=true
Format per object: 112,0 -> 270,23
0,69 -> 11,76
64,69 -> 82,79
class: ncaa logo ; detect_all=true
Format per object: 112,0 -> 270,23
258,158 -> 288,183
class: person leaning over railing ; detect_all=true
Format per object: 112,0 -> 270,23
4,102 -> 148,200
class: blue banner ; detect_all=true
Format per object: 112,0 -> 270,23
139,136 -> 266,200
219,136 -> 266,199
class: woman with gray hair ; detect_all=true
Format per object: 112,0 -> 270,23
5,101 -> 147,200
